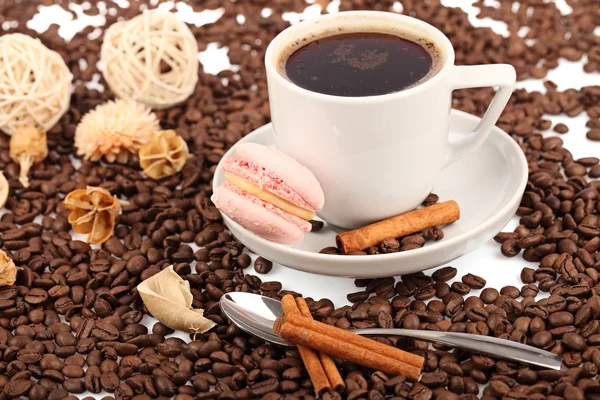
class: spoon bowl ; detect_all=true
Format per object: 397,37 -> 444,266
220,292 -> 291,346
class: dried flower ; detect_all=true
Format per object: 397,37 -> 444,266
9,125 -> 48,187
0,172 -> 8,208
64,186 -> 121,244
137,265 -> 216,333
74,99 -> 160,163
139,130 -> 189,179
0,249 -> 17,286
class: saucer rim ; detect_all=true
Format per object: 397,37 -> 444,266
213,110 -> 527,265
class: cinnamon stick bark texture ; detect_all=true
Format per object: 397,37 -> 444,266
280,296 -> 331,394
336,200 -> 460,254
295,297 -> 345,392
274,312 -> 423,381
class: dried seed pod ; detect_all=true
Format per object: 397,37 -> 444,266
137,265 -> 216,333
74,99 -> 159,163
0,172 -> 8,208
63,186 -> 122,244
0,249 -> 17,286
139,129 -> 189,179
9,125 -> 48,187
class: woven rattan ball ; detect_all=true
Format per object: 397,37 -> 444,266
0,34 -> 72,136
101,11 -> 199,110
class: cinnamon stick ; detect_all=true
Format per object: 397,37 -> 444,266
280,296 -> 331,394
296,297 -> 345,392
274,313 -> 423,381
273,314 -> 423,382
277,311 -> 423,368
336,200 -> 460,254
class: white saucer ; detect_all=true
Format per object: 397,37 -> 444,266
213,110 -> 528,278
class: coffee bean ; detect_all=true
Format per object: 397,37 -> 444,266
500,286 -> 520,299
531,331 -> 553,348
153,375 -> 177,397
461,274 -> 486,289
548,311 -> 574,327
17,348 -> 41,364
85,366 -> 101,393
309,220 -> 324,232
415,287 -> 436,301
501,239 -> 520,257
62,365 -> 85,379
29,384 -> 48,400
100,372 -> 119,392
450,282 -> 471,295
479,288 -> 499,304
587,129 -> 600,141
92,321 -> 119,341
562,333 -> 587,351
55,331 -> 76,347
420,372 -> 448,388
62,379 -> 85,393
554,123 -> 569,133
433,267 -> 457,282
254,257 -> 273,274
409,383 -> 433,400
40,354 -> 64,371
347,291 -> 369,303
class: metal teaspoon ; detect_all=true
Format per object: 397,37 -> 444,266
219,292 -> 564,371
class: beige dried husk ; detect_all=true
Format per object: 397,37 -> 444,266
101,11 -> 199,109
137,265 -> 216,333
74,99 -> 160,163
0,249 -> 17,286
64,186 -> 121,244
0,33 -> 72,136
139,130 -> 189,180
9,125 -> 48,188
0,172 -> 8,208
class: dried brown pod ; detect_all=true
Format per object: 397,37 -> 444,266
0,249 -> 17,286
0,172 -> 8,208
63,186 -> 122,244
139,129 -> 189,179
137,265 -> 216,333
9,125 -> 48,188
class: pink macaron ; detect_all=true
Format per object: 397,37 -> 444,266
212,143 -> 324,244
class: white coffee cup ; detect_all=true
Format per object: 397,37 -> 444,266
265,11 -> 516,229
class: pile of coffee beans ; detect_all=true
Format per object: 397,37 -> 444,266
0,1 -> 599,400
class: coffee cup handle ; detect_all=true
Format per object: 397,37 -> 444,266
444,64 -> 516,167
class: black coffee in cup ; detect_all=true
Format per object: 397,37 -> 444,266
281,31 -> 442,97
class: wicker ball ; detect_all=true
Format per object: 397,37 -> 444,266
101,11 -> 199,110
0,34 -> 72,136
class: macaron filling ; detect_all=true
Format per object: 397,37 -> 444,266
224,172 -> 316,221
223,154 -> 316,213
220,181 -> 311,232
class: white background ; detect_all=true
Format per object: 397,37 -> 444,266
13,0 -> 600,398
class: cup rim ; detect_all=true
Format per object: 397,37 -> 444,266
265,11 -> 456,103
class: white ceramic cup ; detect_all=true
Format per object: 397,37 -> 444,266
265,11 -> 516,229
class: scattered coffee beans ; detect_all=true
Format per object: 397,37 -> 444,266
0,1 -> 599,399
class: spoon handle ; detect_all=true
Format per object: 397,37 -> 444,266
352,328 -> 563,371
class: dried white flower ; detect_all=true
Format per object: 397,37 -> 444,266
75,99 -> 160,163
